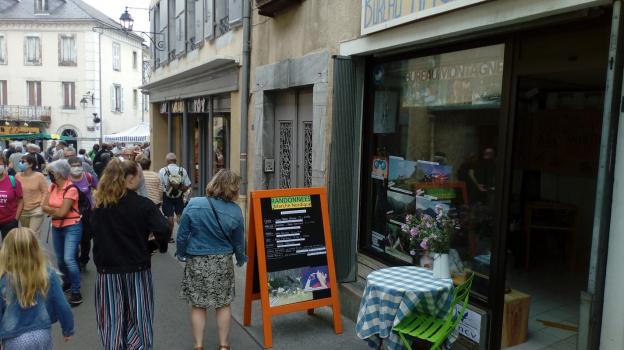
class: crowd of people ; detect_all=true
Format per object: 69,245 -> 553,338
0,139 -> 247,350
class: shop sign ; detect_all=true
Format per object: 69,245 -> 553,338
243,188 -> 342,348
362,0 -> 492,35
188,97 -> 209,113
0,126 -> 40,135
455,305 -> 482,343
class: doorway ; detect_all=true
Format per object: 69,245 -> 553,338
274,88 -> 313,188
503,18 -> 609,350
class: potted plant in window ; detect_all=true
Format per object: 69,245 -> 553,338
402,205 -> 457,279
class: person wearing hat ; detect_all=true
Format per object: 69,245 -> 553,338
159,153 -> 191,243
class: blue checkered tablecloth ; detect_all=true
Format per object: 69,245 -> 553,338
356,266 -> 454,350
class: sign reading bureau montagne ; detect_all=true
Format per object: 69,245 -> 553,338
361,0 -> 492,35
243,188 -> 342,348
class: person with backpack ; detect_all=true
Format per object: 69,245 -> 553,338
15,154 -> 47,237
0,153 -> 23,241
42,159 -> 83,306
68,157 -> 97,272
159,152 -> 191,243
0,227 -> 75,349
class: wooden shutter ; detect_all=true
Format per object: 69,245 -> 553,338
120,87 -> 124,113
228,0 -> 242,25
204,0 -> 213,39
0,81 -> 7,105
159,0 -> 169,62
110,85 -> 116,112
195,0 -> 204,44
175,0 -> 186,53
36,81 -> 41,106
70,82 -> 75,108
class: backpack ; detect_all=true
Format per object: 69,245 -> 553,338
164,166 -> 185,198
62,184 -> 91,217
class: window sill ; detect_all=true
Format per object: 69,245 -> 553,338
61,107 -> 76,111
24,62 -> 42,66
59,63 -> 77,67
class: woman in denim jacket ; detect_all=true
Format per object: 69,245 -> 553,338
0,228 -> 74,349
177,169 -> 247,350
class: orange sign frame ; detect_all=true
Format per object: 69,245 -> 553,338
243,187 -> 343,348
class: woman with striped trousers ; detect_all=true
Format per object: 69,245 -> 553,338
91,159 -> 169,349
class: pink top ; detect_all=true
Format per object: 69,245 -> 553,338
48,180 -> 80,228
0,175 -> 23,224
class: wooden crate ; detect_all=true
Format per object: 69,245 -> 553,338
501,289 -> 531,348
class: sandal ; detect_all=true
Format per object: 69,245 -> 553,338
218,346 -> 230,350
194,347 -> 203,350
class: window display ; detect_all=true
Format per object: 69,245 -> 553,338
362,44 -> 505,299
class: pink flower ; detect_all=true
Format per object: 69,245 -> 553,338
420,239 -> 429,250
410,227 -> 419,237
405,214 -> 413,223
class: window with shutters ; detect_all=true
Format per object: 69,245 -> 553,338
24,35 -> 41,65
62,82 -> 75,109
174,0 -> 186,55
194,0 -> 204,45
27,81 -> 42,107
168,0 -> 176,58
133,89 -> 138,109
112,84 -> 123,113
186,0 -> 196,50
133,51 -> 138,69
35,0 -> 49,14
0,81 -> 7,105
58,34 -> 77,66
0,34 -> 6,65
112,42 -> 121,71
215,0 -> 229,38
204,0 -> 214,39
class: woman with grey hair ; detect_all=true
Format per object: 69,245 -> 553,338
42,159 -> 83,306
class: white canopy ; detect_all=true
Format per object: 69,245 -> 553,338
103,123 -> 150,143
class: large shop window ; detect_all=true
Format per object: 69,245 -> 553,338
363,44 -> 504,299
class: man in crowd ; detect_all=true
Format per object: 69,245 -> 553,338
46,140 -> 57,161
64,147 -> 98,181
7,145 -> 24,176
87,144 -> 100,162
159,152 -> 191,243
26,143 -> 46,172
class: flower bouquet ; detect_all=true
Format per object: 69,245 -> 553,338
402,205 -> 458,278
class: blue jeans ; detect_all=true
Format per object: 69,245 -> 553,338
52,222 -> 82,294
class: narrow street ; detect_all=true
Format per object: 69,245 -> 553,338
44,232 -> 262,350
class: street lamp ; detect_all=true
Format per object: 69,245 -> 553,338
119,8 -> 134,31
92,7 -> 165,51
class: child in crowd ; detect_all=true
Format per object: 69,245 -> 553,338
0,227 -> 74,349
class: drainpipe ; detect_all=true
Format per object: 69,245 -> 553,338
239,0 -> 251,195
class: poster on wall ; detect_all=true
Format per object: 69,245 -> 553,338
386,189 -> 415,225
384,222 -> 413,263
373,90 -> 398,134
371,156 -> 389,180
388,156 -> 418,194
415,160 -> 451,184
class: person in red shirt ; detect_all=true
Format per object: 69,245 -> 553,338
42,159 -> 83,307
0,153 -> 23,240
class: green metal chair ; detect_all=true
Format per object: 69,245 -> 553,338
393,272 -> 475,350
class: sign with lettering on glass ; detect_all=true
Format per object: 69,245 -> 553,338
361,0 -> 492,35
243,188 -> 343,348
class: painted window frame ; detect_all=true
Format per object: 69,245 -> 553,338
58,34 -> 77,66
24,35 -> 42,66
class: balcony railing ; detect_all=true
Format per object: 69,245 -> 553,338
0,105 -> 52,123
256,0 -> 302,17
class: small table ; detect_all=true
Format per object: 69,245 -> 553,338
356,266 -> 455,350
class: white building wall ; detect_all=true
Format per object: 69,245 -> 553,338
0,21 -> 144,149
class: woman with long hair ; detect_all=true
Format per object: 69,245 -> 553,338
0,227 -> 74,349
177,169 -> 247,350
91,159 -> 168,350
15,154 -> 48,237
42,159 -> 83,306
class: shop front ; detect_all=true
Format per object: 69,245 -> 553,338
143,59 -> 240,193
335,0 -> 618,349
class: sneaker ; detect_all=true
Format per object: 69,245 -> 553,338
62,282 -> 71,293
69,293 -> 83,307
